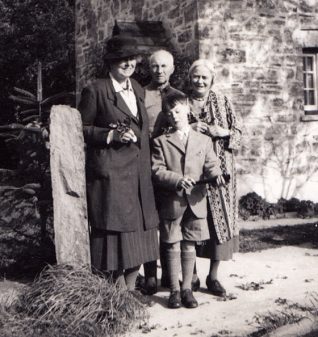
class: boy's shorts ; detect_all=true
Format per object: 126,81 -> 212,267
160,206 -> 210,244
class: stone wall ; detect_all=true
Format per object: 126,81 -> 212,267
194,0 -> 318,201
76,0 -> 318,202
76,0 -> 198,92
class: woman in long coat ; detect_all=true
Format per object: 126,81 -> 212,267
187,59 -> 242,296
78,35 -> 159,290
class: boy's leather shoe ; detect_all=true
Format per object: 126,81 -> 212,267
168,290 -> 181,309
179,277 -> 200,291
206,277 -> 226,297
181,289 -> 198,308
191,277 -> 200,292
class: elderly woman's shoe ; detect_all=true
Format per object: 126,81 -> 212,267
206,277 -> 226,297
181,289 -> 198,308
168,290 -> 181,309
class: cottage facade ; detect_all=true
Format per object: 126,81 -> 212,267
76,0 -> 318,202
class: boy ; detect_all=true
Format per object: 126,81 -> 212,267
152,92 -> 224,309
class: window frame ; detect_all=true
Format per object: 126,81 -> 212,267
303,49 -> 318,116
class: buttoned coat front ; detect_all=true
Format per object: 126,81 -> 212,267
78,75 -> 159,233
152,129 -> 222,220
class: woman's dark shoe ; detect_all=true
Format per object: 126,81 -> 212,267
168,291 -> 181,309
181,289 -> 198,308
191,277 -> 201,292
143,277 -> 157,295
206,277 -> 226,297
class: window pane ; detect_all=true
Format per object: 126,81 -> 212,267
304,91 -> 308,105
307,74 -> 314,88
308,90 -> 315,105
306,56 -> 313,71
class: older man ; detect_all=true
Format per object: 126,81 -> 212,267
142,49 -> 183,295
144,49 -> 183,139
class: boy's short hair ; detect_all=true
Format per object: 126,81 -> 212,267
162,91 -> 188,114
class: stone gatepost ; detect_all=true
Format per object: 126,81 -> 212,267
50,105 -> 90,266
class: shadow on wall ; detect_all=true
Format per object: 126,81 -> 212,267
238,120 -> 318,202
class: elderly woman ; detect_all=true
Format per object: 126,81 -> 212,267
187,59 -> 242,296
78,35 -> 159,292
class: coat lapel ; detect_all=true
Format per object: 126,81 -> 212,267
166,131 -> 186,154
104,75 -> 138,122
185,129 -> 203,164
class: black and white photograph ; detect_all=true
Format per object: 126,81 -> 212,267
0,0 -> 318,336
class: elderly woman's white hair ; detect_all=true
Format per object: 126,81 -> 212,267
188,59 -> 215,85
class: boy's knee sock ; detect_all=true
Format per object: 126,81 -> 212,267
166,250 -> 181,292
181,250 -> 196,290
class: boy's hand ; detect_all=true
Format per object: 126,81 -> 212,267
177,176 -> 196,190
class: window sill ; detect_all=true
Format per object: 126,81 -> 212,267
301,115 -> 318,122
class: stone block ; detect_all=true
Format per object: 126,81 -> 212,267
50,105 -> 90,267
272,98 -> 284,107
289,81 -> 303,96
198,26 -> 210,39
184,3 -> 197,22
178,30 -> 192,43
154,3 -> 162,16
220,48 -> 246,63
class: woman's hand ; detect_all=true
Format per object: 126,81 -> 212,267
215,175 -> 226,187
113,128 -> 137,143
192,121 -> 210,135
209,125 -> 230,138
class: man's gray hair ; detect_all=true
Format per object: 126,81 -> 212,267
149,49 -> 174,65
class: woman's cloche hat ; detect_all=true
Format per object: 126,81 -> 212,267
104,35 -> 138,60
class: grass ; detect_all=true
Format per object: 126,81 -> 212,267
0,265 -> 148,337
239,223 -> 318,253
247,293 -> 318,337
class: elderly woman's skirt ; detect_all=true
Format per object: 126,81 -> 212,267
196,205 -> 239,261
90,227 -> 159,271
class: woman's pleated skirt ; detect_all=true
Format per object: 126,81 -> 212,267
90,227 -> 159,271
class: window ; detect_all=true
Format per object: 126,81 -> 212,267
303,50 -> 318,115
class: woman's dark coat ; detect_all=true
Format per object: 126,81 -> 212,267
78,75 -> 159,233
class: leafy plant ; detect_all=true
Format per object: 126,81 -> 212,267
0,0 -> 75,125
0,62 -> 75,275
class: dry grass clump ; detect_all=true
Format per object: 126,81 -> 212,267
0,264 -> 148,337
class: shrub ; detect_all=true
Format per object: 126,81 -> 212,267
239,192 -> 269,219
238,193 -> 317,220
0,265 -> 148,337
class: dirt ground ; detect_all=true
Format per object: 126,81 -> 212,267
128,218 -> 318,337
0,218 -> 317,337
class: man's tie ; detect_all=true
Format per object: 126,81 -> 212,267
181,131 -> 188,147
